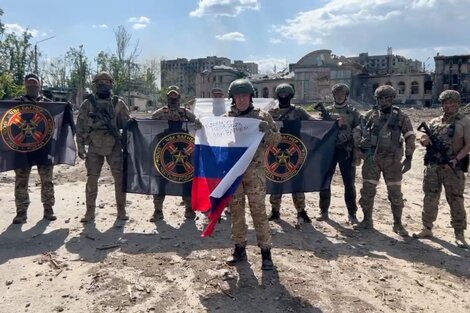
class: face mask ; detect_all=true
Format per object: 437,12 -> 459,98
96,84 -> 112,99
168,97 -> 180,109
26,86 -> 40,98
278,95 -> 291,108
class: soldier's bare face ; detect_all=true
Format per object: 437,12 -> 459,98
442,99 -> 459,115
234,94 -> 251,112
377,96 -> 393,109
334,90 -> 347,104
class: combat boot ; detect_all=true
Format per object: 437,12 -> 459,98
315,211 -> 329,222
149,208 -> 164,222
184,208 -> 196,220
117,207 -> 129,221
261,248 -> 273,271
268,209 -> 280,221
80,207 -> 95,223
43,204 -> 57,221
393,223 -> 409,237
297,210 -> 312,223
226,244 -> 247,266
348,214 -> 359,225
353,211 -> 373,230
12,209 -> 27,224
455,230 -> 468,248
412,227 -> 433,239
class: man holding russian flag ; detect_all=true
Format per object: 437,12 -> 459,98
225,79 -> 281,270
192,79 -> 280,271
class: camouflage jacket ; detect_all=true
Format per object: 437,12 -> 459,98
15,95 -> 51,102
151,106 -> 196,122
427,112 -> 470,160
268,105 -> 312,121
361,106 -> 415,159
226,105 -> 281,166
76,95 -> 130,154
323,103 -> 362,150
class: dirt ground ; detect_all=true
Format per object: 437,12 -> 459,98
0,108 -> 469,313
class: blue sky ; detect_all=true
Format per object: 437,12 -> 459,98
2,0 -> 470,73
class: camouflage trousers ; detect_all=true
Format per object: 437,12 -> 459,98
270,193 -> 305,212
153,195 -> 191,210
319,148 -> 358,215
422,164 -> 467,231
85,144 -> 126,213
231,167 -> 271,249
15,165 -> 55,212
359,156 -> 404,222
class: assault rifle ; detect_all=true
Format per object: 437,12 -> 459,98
418,121 -> 469,172
313,102 -> 332,121
87,94 -> 120,139
417,121 -> 451,166
314,102 -> 352,145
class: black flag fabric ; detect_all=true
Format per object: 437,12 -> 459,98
0,100 -> 76,172
124,118 -> 338,196
265,120 -> 338,194
123,119 -> 196,196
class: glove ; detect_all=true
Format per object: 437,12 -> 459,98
77,144 -> 87,160
401,155 -> 412,174
194,118 -> 203,130
259,121 -> 269,133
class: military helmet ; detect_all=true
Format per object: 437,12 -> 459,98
166,85 -> 181,96
331,83 -> 349,96
374,85 -> 396,98
93,71 -> 114,83
211,87 -> 224,94
24,73 -> 41,84
228,79 -> 255,98
438,90 -> 461,103
275,83 -> 295,98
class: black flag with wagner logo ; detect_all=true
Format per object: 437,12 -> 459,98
265,120 -> 338,194
0,100 -> 76,172
123,119 -> 195,196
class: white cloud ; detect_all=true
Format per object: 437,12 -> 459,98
269,38 -> 281,44
249,57 -> 288,74
4,23 -> 39,37
92,24 -> 108,29
190,0 -> 260,17
273,0 -> 470,61
216,32 -> 246,42
128,16 -> 150,29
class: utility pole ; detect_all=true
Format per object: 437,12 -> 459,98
34,36 -> 56,74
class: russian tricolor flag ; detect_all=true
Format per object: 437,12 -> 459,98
192,117 -> 264,237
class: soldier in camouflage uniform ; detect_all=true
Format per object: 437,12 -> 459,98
149,85 -> 196,222
413,90 -> 470,247
76,72 -> 130,222
224,79 -> 280,271
267,83 -> 314,223
12,73 -> 57,224
317,83 -> 361,225
354,85 -> 415,237
211,87 -> 226,117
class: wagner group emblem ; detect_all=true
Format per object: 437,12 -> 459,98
264,134 -> 307,182
154,133 -> 195,183
1,104 -> 54,152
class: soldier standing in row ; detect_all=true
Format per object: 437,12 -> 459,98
317,83 -> 361,225
354,85 -> 415,237
413,90 -> 470,247
12,73 -> 57,224
267,83 -> 314,224
149,85 -> 196,222
76,72 -> 130,222
224,79 -> 281,271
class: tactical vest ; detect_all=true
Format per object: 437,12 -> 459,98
368,107 -> 403,155
427,114 -> 461,163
